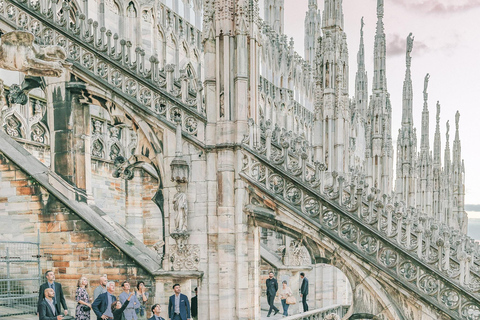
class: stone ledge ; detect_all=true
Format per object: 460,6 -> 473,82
152,270 -> 204,279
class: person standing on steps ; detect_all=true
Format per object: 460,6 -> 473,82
300,272 -> 309,312
266,271 -> 279,317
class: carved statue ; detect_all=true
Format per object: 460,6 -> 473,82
0,31 -> 70,77
406,33 -> 414,57
173,186 -> 188,232
423,73 -> 430,101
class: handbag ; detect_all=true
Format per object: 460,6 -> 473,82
80,305 -> 91,312
286,295 -> 296,305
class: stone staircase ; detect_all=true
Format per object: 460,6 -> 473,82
239,130 -> 480,318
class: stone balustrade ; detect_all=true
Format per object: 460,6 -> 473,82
258,76 -> 314,145
281,304 -> 349,320
259,21 -> 315,108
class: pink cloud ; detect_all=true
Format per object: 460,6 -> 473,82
387,33 -> 429,56
392,0 -> 480,13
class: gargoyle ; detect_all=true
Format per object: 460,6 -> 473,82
0,31 -> 71,77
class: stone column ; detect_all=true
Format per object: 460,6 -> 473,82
45,75 -> 92,202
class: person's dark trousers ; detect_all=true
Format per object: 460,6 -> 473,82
302,294 -> 308,312
172,314 -> 182,320
281,299 -> 289,316
267,294 -> 279,316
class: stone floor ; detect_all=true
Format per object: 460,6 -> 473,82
2,306 -> 299,320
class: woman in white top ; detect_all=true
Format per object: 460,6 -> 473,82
278,280 -> 293,316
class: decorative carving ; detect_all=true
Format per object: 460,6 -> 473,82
7,84 -> 28,105
169,243 -> 200,271
4,116 -> 22,138
288,240 -> 309,266
92,139 -> 104,158
0,31 -> 70,77
31,123 -> 45,143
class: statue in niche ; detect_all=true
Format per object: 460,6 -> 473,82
0,31 -> 70,77
173,185 -> 188,232
325,63 -> 330,88
219,91 -> 225,119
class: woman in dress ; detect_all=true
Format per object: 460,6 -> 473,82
136,281 -> 149,320
278,280 -> 293,316
75,276 -> 92,320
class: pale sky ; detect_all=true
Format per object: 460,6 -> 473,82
276,0 -> 480,205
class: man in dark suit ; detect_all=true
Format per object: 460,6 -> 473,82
38,270 -> 68,316
38,288 -> 63,320
300,272 -> 309,312
148,304 -> 165,320
168,284 -> 191,320
190,287 -> 197,320
265,271 -> 279,317
92,281 -> 117,320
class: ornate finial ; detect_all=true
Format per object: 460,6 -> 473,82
423,73 -> 430,101
361,17 -> 365,34
455,111 -> 460,130
436,101 -> 440,124
446,120 -> 450,141
406,33 -> 414,57
377,0 -> 384,16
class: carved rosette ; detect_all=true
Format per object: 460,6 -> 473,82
169,244 -> 200,271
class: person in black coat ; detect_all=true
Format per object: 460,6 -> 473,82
148,304 -> 165,320
38,288 -> 63,320
190,288 -> 197,320
265,271 -> 279,317
38,270 -> 68,316
300,272 -> 309,312
111,291 -> 134,320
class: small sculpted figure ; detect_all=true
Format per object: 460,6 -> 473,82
173,186 -> 188,232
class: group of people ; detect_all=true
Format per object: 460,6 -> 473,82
37,270 -> 198,320
265,271 -> 309,317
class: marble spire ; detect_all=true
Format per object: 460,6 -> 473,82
322,0 -> 344,30
373,0 -> 387,91
305,0 -> 322,66
402,33 -> 414,126
355,17 -> 368,118
420,74 -> 430,152
433,102 -> 442,168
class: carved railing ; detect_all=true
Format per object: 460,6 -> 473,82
282,304 -> 349,320
259,76 -> 314,145
259,20 -> 315,107
241,124 -> 480,318
1,0 -> 206,143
